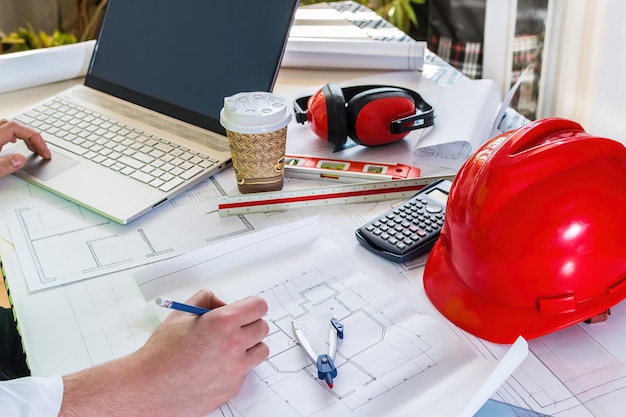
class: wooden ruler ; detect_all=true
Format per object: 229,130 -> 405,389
218,175 -> 455,216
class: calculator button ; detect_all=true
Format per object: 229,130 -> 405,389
355,179 -> 451,263
425,203 -> 443,213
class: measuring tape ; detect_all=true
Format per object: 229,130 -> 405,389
218,175 -> 456,216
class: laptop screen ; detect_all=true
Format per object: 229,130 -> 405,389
85,0 -> 298,136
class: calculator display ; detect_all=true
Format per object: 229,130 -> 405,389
425,188 -> 449,206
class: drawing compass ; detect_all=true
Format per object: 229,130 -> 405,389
292,317 -> 344,388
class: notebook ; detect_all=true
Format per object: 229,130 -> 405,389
3,0 -> 299,224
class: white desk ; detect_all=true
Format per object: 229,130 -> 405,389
0,65 -> 450,370
2,55 -> 618,417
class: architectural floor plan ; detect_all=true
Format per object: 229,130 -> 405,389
135,219 -> 526,417
5,172 -> 262,291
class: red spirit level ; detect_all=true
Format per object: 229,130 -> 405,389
284,154 -> 422,183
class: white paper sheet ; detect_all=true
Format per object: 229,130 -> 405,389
2,170 -> 271,292
411,79 -> 501,170
411,64 -> 533,172
134,217 -> 528,417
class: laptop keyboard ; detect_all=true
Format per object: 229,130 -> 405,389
15,97 -> 218,193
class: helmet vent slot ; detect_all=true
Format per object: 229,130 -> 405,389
508,119 -> 583,156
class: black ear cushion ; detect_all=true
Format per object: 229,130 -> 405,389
346,87 -> 413,143
323,82 -> 349,147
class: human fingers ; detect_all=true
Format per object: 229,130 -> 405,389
185,288 -> 227,311
0,119 -> 51,159
239,317 -> 270,351
227,295 -> 269,326
218,297 -> 269,354
0,154 -> 26,178
245,341 -> 270,369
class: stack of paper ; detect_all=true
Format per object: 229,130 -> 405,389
284,1 -> 426,70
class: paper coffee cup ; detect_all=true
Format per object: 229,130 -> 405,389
220,92 -> 292,193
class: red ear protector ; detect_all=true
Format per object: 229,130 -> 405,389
294,82 -> 434,151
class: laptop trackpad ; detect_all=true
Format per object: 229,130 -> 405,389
0,142 -> 80,181
21,151 -> 79,180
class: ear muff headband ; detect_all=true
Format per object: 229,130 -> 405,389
294,83 -> 434,150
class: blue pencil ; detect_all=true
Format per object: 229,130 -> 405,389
155,297 -> 210,315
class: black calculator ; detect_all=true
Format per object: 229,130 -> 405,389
355,179 -> 452,263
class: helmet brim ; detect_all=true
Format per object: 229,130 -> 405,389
423,239 -> 622,344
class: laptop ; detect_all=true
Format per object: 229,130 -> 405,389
4,0 -> 299,224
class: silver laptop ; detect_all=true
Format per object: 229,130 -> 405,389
4,0 -> 299,224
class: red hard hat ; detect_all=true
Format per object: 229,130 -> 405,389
423,118 -> 626,344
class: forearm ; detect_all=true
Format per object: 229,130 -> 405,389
57,292 -> 268,417
58,346 -> 222,417
59,355 -> 150,417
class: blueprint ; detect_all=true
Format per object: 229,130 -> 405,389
135,218 -> 527,417
3,170 -> 269,291
489,305 -> 626,417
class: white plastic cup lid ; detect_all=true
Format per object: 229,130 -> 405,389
219,92 -> 292,134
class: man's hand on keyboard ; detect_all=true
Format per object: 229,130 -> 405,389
0,119 -> 51,178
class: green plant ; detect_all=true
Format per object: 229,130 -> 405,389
0,0 -> 107,54
299,0 -> 427,34
1,23 -> 76,54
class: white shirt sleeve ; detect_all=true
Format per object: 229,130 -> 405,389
0,376 -> 63,417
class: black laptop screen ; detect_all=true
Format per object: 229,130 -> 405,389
85,0 -> 298,136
